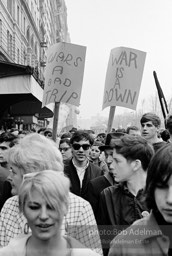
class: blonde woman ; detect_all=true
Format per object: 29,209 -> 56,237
0,170 -> 100,256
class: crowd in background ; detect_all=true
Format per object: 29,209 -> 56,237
0,112 -> 172,255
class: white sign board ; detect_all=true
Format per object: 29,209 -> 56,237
42,42 -> 86,107
102,47 -> 146,110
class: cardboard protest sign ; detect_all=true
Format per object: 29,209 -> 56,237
102,47 -> 146,110
42,42 -> 86,107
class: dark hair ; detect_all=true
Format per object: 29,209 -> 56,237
92,141 -> 104,152
59,138 -> 70,146
97,133 -> 106,138
70,130 -> 94,145
112,135 -> 154,171
96,133 -> 106,144
44,130 -> 52,137
126,125 -> 140,134
37,127 -> 46,134
69,127 -> 77,133
92,141 -> 104,147
160,129 -> 170,142
0,132 -> 17,147
140,112 -> 161,127
61,132 -> 72,139
166,114 -> 172,135
145,143 -> 172,211
116,128 -> 126,133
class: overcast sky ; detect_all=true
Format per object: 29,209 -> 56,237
65,0 -> 172,119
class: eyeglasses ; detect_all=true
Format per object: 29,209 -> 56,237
0,146 -> 9,150
72,143 -> 90,151
59,147 -> 70,152
46,133 -> 52,137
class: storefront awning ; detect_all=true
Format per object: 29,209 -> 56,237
0,61 -> 54,119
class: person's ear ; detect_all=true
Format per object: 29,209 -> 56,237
132,159 -> 141,172
156,125 -> 160,132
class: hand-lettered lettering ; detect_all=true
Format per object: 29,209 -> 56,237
112,51 -> 137,68
63,78 -> 71,87
66,92 -> 78,103
54,77 -> 62,84
49,89 -> 58,103
74,57 -> 82,67
52,66 -> 63,75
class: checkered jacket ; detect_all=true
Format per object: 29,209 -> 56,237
0,193 -> 102,255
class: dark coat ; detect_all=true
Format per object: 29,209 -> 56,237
98,183 -> 148,226
97,183 -> 148,256
86,173 -> 114,221
0,180 -> 12,211
64,159 -> 103,200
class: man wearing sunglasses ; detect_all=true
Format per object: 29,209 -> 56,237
64,130 -> 103,200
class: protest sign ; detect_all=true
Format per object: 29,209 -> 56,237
102,47 -> 146,110
42,42 -> 86,107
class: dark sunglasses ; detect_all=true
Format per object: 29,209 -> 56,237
59,147 -> 70,152
0,146 -> 8,150
72,143 -> 90,150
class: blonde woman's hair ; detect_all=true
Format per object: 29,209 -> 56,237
5,133 -> 64,176
19,170 -> 70,217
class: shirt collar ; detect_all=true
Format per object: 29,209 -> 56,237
72,158 -> 89,170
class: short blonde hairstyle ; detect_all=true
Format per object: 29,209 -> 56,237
5,133 -> 64,176
19,170 -> 70,217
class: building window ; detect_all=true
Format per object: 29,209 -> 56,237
7,31 -> 13,57
23,49 -> 26,65
35,42 -> 38,57
7,30 -> 10,53
0,20 -> 2,46
31,35 -> 34,50
26,27 -> 30,45
24,17 -> 26,34
10,34 -> 13,56
17,6 -> 20,25
7,0 -> 12,15
17,49 -> 20,63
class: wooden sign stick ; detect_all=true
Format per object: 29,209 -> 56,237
52,102 -> 60,142
107,106 -> 116,133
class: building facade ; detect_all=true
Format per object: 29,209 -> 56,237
0,0 -> 76,131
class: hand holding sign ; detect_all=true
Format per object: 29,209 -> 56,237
102,47 -> 146,110
42,42 -> 86,107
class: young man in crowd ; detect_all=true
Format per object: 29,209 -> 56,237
97,135 -> 154,255
140,112 -> 166,152
86,132 -> 124,221
64,130 -> 103,200
89,140 -> 109,174
108,143 -> 172,256
126,125 -> 141,136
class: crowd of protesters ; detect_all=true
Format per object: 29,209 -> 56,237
0,112 -> 172,255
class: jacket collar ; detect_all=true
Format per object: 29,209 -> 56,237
104,172 -> 114,186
